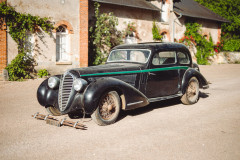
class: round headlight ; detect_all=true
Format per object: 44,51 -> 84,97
48,77 -> 60,89
73,78 -> 88,92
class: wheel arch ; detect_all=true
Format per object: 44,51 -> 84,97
105,87 -> 126,110
82,77 -> 149,114
181,68 -> 209,94
37,77 -> 61,108
92,86 -> 126,110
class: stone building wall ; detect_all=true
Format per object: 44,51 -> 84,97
173,16 -> 221,44
6,0 -> 89,75
89,1 -> 161,43
2,0 -> 223,78
89,0 -> 220,45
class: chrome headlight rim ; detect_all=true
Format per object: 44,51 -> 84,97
48,76 -> 60,89
73,78 -> 88,92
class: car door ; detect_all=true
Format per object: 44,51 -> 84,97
146,51 -> 180,98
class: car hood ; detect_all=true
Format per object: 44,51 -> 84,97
71,63 -> 145,77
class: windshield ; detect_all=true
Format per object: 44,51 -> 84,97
107,49 -> 151,63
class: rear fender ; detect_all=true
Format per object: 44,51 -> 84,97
182,68 -> 209,94
83,77 -> 149,114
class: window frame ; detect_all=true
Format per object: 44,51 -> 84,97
107,49 -> 151,64
25,32 -> 35,57
177,51 -> 190,65
56,26 -> 71,62
152,51 -> 177,66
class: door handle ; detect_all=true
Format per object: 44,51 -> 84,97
149,72 -> 156,76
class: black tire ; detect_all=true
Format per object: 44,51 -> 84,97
46,106 -> 61,116
91,91 -> 121,126
181,77 -> 200,105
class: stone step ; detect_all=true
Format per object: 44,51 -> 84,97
0,75 -> 4,81
0,69 -> 9,81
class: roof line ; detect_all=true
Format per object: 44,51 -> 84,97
173,0 -> 229,23
91,0 -> 161,12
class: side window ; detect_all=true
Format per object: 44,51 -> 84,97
108,50 -> 127,61
130,51 -> 146,63
178,52 -> 190,64
152,51 -> 176,65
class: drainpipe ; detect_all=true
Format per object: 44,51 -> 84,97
172,12 -> 182,42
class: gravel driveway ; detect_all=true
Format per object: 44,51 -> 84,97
0,64 -> 240,160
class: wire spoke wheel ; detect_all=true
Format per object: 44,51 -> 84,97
91,91 -> 121,126
181,77 -> 199,105
99,93 -> 117,120
186,81 -> 198,101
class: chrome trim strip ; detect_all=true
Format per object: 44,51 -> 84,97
127,101 -> 144,106
148,93 -> 182,103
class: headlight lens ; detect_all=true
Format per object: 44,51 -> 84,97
73,78 -> 88,92
48,77 -> 60,89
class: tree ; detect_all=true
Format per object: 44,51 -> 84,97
194,0 -> 240,38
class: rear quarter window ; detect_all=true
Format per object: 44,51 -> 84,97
178,52 -> 190,64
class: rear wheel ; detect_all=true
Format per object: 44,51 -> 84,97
91,91 -> 121,126
46,106 -> 61,116
181,77 -> 199,105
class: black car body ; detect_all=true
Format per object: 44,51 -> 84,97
37,42 -> 209,125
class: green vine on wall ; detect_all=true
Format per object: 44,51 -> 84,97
0,2 -> 54,81
89,2 -> 122,65
179,21 -> 214,65
152,21 -> 162,41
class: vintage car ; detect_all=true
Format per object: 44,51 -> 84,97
37,42 -> 209,126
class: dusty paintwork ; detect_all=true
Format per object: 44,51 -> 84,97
36,42 -> 209,126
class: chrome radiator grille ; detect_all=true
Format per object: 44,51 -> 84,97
58,73 -> 74,111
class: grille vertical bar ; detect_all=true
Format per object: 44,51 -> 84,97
58,73 -> 74,111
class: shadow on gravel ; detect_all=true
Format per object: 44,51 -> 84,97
199,91 -> 210,98
118,91 -> 210,122
118,97 -> 181,121
68,91 -> 210,123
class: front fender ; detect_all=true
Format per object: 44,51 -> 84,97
182,68 -> 209,94
83,77 -> 149,114
37,76 -> 61,108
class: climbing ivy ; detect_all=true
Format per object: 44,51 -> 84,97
0,2 -> 54,80
179,21 -> 214,65
89,2 -> 122,65
152,21 -> 162,41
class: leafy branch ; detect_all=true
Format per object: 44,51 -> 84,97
89,2 -> 122,65
0,2 -> 54,80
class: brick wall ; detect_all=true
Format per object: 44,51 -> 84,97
79,0 -> 88,67
0,0 -> 7,78
0,19 -> 7,76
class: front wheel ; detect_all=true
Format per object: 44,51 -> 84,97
181,77 -> 200,105
46,106 -> 61,116
91,91 -> 121,126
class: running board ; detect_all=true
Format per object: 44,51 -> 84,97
32,112 -> 87,130
148,93 -> 182,103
